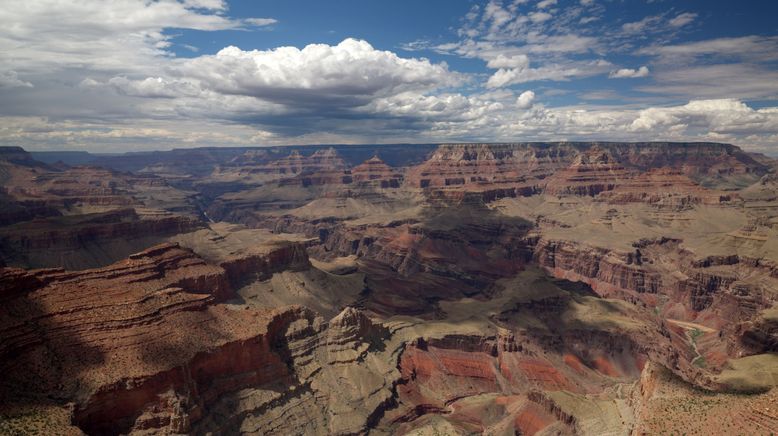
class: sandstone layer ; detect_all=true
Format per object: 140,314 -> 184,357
1,142 -> 777,435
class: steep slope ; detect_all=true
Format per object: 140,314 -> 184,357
2,142 -> 777,435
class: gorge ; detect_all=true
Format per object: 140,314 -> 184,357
1,142 -> 777,435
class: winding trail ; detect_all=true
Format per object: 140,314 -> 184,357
666,319 -> 714,366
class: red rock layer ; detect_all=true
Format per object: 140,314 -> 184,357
0,208 -> 200,251
351,155 -> 402,188
278,148 -> 354,186
262,208 -> 533,315
0,208 -> 204,269
0,241 -> 318,434
404,142 -> 768,202
533,236 -> 778,363
404,143 -> 571,195
388,327 -> 656,434
221,147 -> 352,186
597,167 -> 732,206
599,142 -> 766,178
5,165 -> 172,209
534,238 -> 665,297
543,147 -> 634,197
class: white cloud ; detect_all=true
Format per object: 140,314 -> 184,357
668,12 -> 697,28
175,39 -> 461,105
529,11 -> 552,23
639,36 -> 778,62
609,66 -> 649,78
622,15 -> 663,33
516,90 -> 535,108
536,0 -> 557,9
1,0 -> 777,153
4,98 -> 778,153
486,59 -> 611,88
484,1 -> 514,30
637,38 -> 778,100
245,18 -> 278,27
0,0 -> 277,74
366,92 -> 504,122
637,64 -> 778,100
182,0 -> 227,10
486,54 -> 530,69
629,99 -> 778,136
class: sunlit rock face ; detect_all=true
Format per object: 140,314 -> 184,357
1,142 -> 777,435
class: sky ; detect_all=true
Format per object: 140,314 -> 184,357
1,0 -> 777,153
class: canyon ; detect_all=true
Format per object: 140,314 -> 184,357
1,142 -> 777,435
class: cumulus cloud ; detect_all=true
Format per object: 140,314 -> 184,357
174,39 -> 462,107
1,0 -> 777,153
0,0 -> 277,73
366,92 -> 504,122
516,90 -> 535,109
0,71 -> 33,88
487,59 -> 611,88
4,98 -> 778,153
609,66 -> 649,78
629,99 -> 778,135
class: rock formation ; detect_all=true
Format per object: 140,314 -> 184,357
1,142 -> 777,435
351,155 -> 402,188
543,146 -> 634,197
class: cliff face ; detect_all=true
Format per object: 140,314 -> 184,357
218,240 -> 311,287
2,142 -> 777,435
404,143 -> 571,197
534,238 -> 665,297
0,208 -> 205,269
0,151 -> 204,269
533,237 -> 776,318
596,168 -> 732,206
0,242 -> 376,435
262,205 -> 534,315
597,142 -> 767,178
400,142 -> 766,207
351,155 -> 402,188
211,147 -> 353,187
543,147 -> 634,197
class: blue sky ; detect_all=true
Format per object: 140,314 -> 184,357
1,0 -> 777,153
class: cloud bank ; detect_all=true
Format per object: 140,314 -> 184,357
0,0 -> 777,154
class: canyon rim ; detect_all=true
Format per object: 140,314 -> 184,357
2,1 -> 778,435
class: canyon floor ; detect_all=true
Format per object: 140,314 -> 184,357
1,142 -> 777,435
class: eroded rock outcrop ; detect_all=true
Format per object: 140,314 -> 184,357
351,155 -> 402,188
2,142 -> 777,435
543,147 -> 634,197
597,167 -> 732,207
0,242 -> 397,435
0,208 -> 205,269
